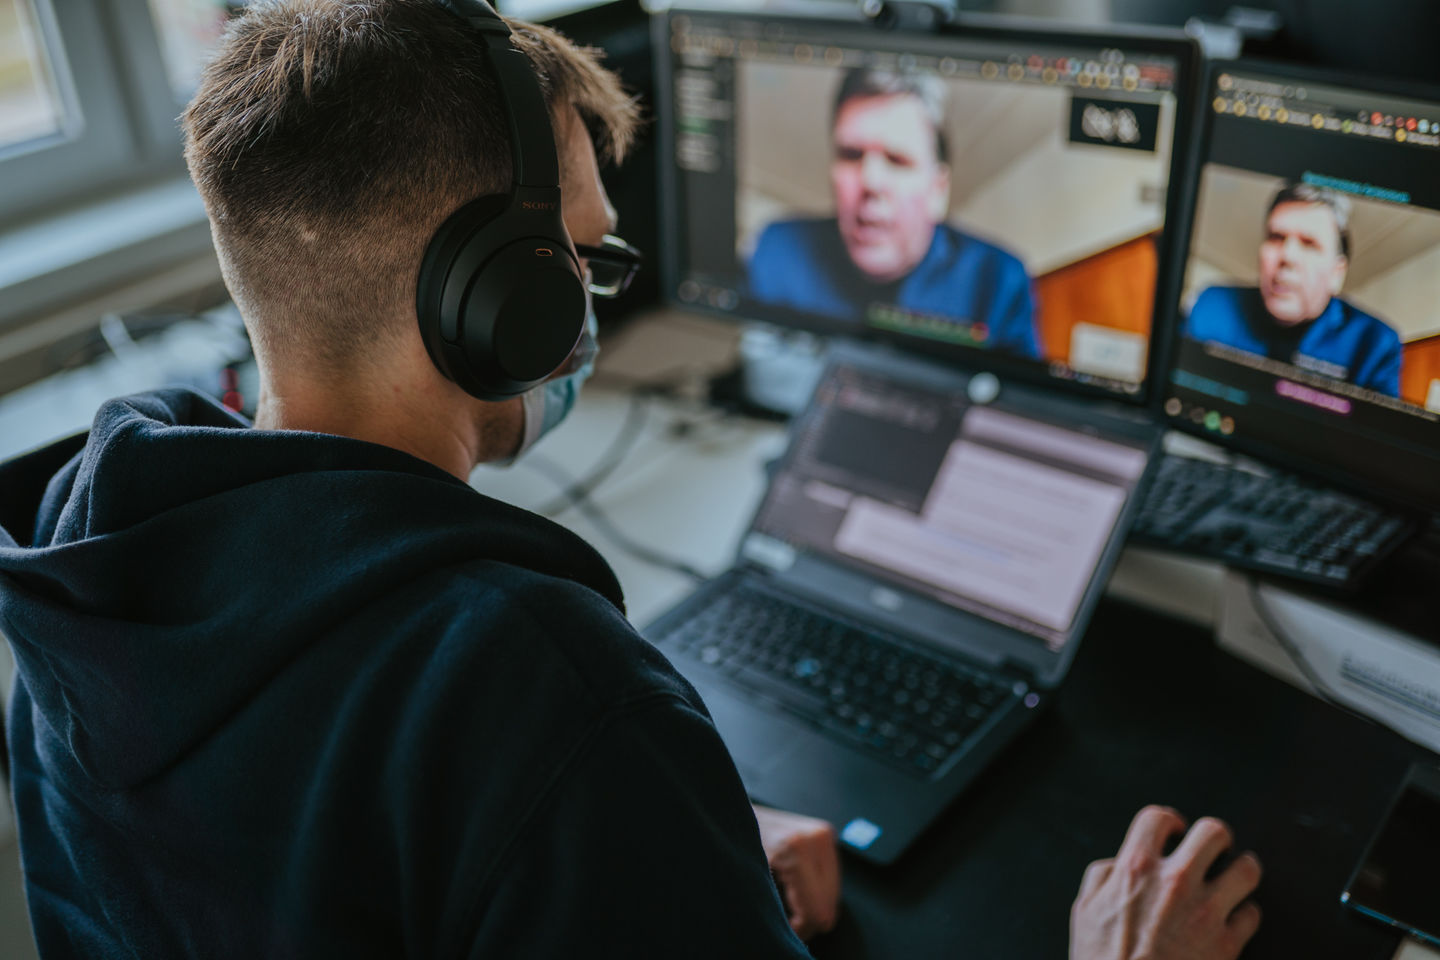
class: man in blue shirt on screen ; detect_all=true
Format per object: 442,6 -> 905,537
1185,181 -> 1402,397
747,67 -> 1040,358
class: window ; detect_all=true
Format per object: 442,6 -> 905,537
498,0 -> 621,22
145,0 -> 228,102
0,0 -> 68,152
0,0 -> 233,226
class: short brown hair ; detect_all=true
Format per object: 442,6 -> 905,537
183,0 -> 640,371
833,67 -> 949,165
1267,181 -> 1352,259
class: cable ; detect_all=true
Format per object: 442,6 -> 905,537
535,391 -> 651,517
534,387 -> 751,518
45,311 -> 194,374
523,451 -> 710,582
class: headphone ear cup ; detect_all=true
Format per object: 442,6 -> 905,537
417,195 -> 587,399
417,194 -> 512,383
461,239 -> 587,394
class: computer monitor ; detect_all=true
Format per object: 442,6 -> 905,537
1162,61 -> 1440,512
655,5 -> 1197,402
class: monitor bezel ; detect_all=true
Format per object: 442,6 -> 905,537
1155,56 -> 1440,515
653,3 -> 1202,408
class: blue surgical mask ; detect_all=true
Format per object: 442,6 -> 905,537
507,302 -> 598,462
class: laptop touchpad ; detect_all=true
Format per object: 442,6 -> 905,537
692,682 -> 805,782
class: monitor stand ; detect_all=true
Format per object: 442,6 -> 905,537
708,324 -> 826,420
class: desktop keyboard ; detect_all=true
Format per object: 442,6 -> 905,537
651,585 -> 1019,778
1130,454 -> 1417,590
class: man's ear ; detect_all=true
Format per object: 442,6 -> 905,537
929,163 -> 952,222
1330,254 -> 1349,296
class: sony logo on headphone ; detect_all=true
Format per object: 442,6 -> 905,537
521,200 -> 558,211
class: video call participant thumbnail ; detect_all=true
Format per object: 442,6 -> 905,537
747,67 -> 1040,358
1186,182 -> 1402,397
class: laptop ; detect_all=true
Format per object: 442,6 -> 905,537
645,341 -> 1159,864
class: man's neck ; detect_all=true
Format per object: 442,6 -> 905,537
252,370 -> 520,482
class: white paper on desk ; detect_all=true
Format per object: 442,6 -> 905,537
1395,939 -> 1440,960
1218,572 -> 1440,755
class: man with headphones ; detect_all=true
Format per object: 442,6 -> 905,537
0,2 -> 1260,958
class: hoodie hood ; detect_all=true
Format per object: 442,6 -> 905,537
0,388 -> 622,790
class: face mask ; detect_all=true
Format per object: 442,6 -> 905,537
506,301 -> 598,463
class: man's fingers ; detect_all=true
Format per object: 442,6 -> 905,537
1169,816 -> 1235,878
1117,805 -> 1188,863
1211,851 -> 1263,913
781,877 -> 836,940
1079,859 -> 1114,898
1228,900 -> 1263,947
760,812 -> 841,941
775,851 -> 841,939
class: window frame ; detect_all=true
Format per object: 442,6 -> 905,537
0,0 -> 194,226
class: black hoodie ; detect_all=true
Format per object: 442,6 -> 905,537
0,389 -> 809,959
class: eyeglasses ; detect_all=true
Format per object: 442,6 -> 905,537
573,234 -> 644,299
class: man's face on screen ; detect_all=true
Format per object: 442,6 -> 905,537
1258,201 -> 1349,326
831,93 -> 950,283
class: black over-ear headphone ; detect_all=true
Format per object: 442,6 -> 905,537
417,0 -> 588,400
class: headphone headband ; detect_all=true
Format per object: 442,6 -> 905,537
436,0 -> 559,189
417,0 -> 586,401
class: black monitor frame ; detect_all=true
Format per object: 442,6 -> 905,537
653,2 -> 1201,408
1155,57 -> 1440,515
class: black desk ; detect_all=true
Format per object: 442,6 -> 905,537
810,598 -> 1435,959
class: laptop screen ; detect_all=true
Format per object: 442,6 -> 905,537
661,8 -> 1191,400
747,363 -> 1148,651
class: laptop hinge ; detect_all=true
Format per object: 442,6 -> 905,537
999,656 -> 1040,688
737,532 -> 797,574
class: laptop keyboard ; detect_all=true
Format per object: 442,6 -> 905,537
651,584 -> 1020,779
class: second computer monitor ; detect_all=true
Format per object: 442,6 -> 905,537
1164,62 -> 1440,510
658,7 -> 1196,401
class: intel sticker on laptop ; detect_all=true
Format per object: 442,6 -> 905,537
841,818 -> 883,851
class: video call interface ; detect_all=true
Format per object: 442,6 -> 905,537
667,14 -> 1181,397
749,365 -> 1149,651
1169,71 -> 1440,501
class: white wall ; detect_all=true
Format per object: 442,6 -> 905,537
953,108 -> 1172,273
1349,243 -> 1440,340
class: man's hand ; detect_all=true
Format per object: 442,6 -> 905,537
1071,805 -> 1263,960
752,804 -> 841,940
